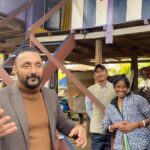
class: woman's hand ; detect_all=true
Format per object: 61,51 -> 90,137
120,122 -> 142,133
110,120 -> 144,133
110,121 -> 127,132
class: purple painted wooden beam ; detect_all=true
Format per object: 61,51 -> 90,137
25,0 -> 34,32
105,0 -> 114,44
143,18 -> 149,25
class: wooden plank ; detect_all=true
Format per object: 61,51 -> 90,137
37,24 -> 150,42
71,0 -> 84,29
0,13 -> 25,31
96,0 -> 108,26
0,43 -> 16,49
126,0 -> 142,21
83,0 -> 96,28
0,30 -> 23,37
131,53 -> 138,93
103,59 -> 150,64
5,37 -> 25,45
0,66 -> 13,85
95,39 -> 102,64
113,0 -> 127,24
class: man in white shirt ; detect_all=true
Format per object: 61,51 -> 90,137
85,64 -> 116,150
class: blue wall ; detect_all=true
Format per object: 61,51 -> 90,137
83,0 -> 96,28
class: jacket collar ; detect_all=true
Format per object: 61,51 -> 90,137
8,83 -> 55,149
9,82 -> 29,148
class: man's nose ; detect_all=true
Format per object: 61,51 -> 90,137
30,66 -> 37,73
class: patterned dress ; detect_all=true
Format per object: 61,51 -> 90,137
102,93 -> 150,150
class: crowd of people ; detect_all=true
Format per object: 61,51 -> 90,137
85,64 -> 150,150
0,46 -> 149,150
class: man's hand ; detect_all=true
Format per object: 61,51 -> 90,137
69,124 -> 87,149
0,109 -> 17,137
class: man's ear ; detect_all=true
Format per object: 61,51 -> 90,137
12,66 -> 16,75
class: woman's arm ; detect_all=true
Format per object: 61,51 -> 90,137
116,119 -> 150,133
117,95 -> 150,133
102,105 -> 127,133
101,105 -> 126,133
102,106 -> 112,133
137,95 -> 150,127
137,95 -> 150,119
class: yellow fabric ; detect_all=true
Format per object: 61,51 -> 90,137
35,27 -> 48,33
61,0 -> 72,30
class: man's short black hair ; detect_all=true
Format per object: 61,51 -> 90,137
94,64 -> 107,72
15,46 -> 40,59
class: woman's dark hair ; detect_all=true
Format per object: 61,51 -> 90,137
111,75 -> 131,105
113,75 -> 130,88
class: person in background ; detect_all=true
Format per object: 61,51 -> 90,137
0,47 -> 87,150
138,69 -> 150,104
85,64 -> 116,150
102,75 -> 150,150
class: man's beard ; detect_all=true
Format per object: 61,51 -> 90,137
23,74 -> 42,89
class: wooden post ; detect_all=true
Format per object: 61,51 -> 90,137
95,39 -> 102,64
131,53 -> 138,93
85,39 -> 103,134
85,39 -> 103,135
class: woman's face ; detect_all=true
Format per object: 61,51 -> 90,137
114,80 -> 128,98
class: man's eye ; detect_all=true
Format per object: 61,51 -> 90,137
37,64 -> 42,67
23,65 -> 29,68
